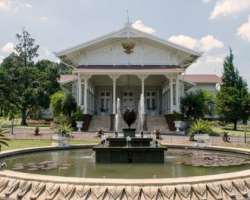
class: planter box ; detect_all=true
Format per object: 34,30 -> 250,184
52,134 -> 70,147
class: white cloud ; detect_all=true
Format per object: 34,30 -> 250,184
0,0 -> 10,10
202,0 -> 212,3
132,20 -> 156,34
168,34 -> 224,52
39,16 -> 48,23
0,56 -> 4,64
24,3 -> 32,8
168,35 -> 197,49
199,35 -> 224,51
1,42 -> 14,54
186,53 -> 225,75
210,0 -> 250,19
238,16 -> 250,42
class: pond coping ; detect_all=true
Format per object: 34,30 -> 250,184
0,144 -> 250,199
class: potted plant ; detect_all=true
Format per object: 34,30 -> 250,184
73,107 -> 84,132
122,109 -> 137,138
189,119 -> 212,142
52,116 -> 72,147
173,112 -> 184,132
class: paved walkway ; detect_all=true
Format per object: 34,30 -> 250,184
5,127 -> 250,148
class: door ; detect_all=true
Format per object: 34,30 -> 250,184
146,90 -> 158,115
122,91 -> 136,112
99,90 -> 112,115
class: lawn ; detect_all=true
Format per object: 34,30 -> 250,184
213,123 -> 250,136
0,139 -> 100,152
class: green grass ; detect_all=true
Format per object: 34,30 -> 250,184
213,125 -> 250,136
0,139 -> 100,151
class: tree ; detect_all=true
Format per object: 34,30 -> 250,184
181,90 -> 214,120
50,91 -> 77,118
216,49 -> 249,130
0,29 -> 60,125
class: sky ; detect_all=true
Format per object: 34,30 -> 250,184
0,0 -> 250,86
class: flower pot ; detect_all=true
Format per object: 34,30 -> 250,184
52,134 -> 70,147
76,121 -> 83,132
174,121 -> 183,132
122,128 -> 136,138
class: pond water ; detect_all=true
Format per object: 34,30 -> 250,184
3,149 -> 250,179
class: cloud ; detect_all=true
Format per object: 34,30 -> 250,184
186,53 -> 225,75
210,0 -> 250,19
24,3 -> 32,8
168,34 -> 224,52
0,55 -> 4,64
132,20 -> 156,34
1,42 -> 14,54
238,16 -> 250,42
0,0 -> 10,10
39,16 -> 49,23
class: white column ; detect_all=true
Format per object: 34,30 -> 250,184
77,73 -> 82,107
176,75 -> 180,112
112,78 -> 117,114
84,78 -> 88,114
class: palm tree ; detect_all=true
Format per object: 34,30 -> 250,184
0,127 -> 9,152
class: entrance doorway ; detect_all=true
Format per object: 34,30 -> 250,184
122,91 -> 136,112
99,89 -> 112,115
146,90 -> 158,115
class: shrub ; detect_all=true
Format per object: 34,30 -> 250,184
50,91 -> 77,118
189,119 -> 213,134
50,91 -> 65,117
73,107 -> 84,121
54,115 -> 72,137
0,127 -> 9,151
181,90 -> 215,120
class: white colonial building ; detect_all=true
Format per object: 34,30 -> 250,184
57,23 -> 220,131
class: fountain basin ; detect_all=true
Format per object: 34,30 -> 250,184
122,128 -> 136,137
93,145 -> 167,163
107,137 -> 152,147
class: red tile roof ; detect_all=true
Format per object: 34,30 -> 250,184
182,74 -> 221,84
59,75 -> 77,83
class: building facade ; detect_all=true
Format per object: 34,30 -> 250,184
57,24 -> 220,131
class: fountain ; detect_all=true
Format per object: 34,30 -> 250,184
93,94 -> 167,163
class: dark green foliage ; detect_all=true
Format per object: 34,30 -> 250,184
62,92 -> 77,118
73,107 -> 84,121
0,29 -> 60,125
0,127 -> 9,152
181,90 -> 214,120
50,91 -> 77,119
216,49 -> 249,130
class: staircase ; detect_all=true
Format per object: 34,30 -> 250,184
146,115 -> 170,133
88,115 -> 111,132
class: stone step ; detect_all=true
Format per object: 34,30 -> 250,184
147,116 -> 169,133
88,115 -> 110,132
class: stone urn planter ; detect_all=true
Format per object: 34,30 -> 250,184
174,120 -> 183,132
73,107 -> 84,132
52,134 -> 70,147
76,121 -> 83,132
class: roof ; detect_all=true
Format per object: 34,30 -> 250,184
56,23 -> 201,59
59,74 -> 222,84
59,75 -> 77,84
77,65 -> 180,69
182,74 -> 221,84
